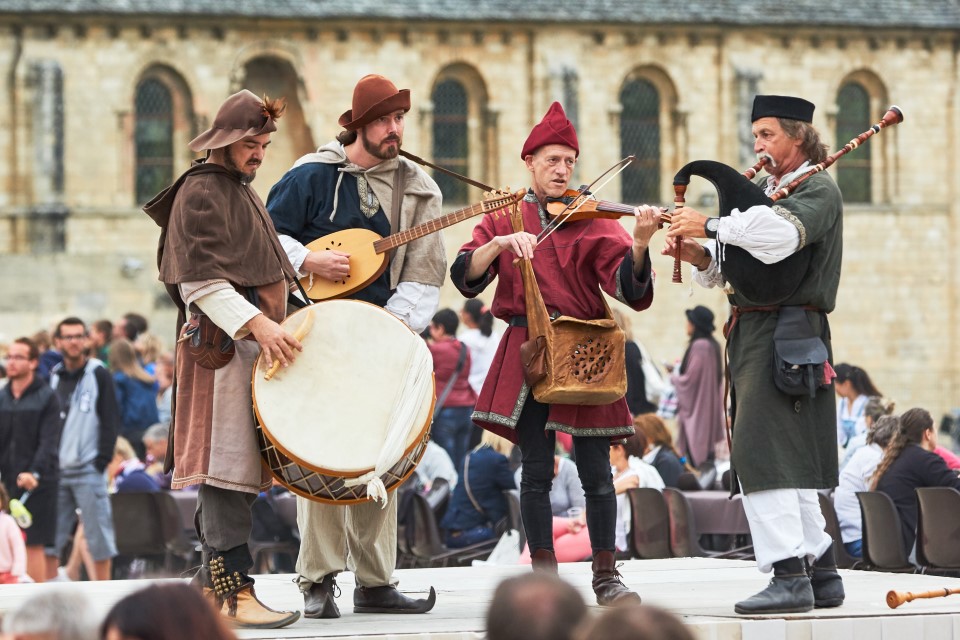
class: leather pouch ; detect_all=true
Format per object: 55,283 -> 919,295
183,314 -> 235,370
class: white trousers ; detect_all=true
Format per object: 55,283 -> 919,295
741,488 -> 833,573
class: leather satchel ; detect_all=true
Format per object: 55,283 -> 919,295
511,206 -> 627,405
183,314 -> 235,370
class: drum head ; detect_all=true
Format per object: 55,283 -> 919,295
253,300 -> 434,476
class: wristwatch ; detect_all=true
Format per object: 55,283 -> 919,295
704,217 -> 720,239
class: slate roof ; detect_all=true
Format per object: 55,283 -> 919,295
3,0 -> 960,29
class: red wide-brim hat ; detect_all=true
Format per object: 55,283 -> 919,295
189,90 -> 278,152
338,74 -> 411,132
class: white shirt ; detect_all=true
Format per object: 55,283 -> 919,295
692,162 -> 812,288
458,327 -> 503,395
415,441 -> 458,489
834,442 -> 884,543
613,466 -> 642,552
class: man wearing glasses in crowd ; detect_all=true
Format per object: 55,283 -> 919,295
48,317 -> 120,581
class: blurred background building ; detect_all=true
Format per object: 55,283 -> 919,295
0,0 -> 958,417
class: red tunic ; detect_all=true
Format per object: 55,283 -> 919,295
451,196 -> 655,443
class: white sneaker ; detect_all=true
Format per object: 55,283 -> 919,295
48,567 -> 72,582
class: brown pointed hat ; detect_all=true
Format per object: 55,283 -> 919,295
338,74 -> 411,132
189,90 -> 283,152
521,101 -> 580,160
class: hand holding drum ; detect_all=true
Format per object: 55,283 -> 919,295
264,308 -> 314,380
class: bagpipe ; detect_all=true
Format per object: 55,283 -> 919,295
669,106 -> 903,305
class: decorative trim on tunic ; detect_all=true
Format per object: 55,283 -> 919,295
473,383 -> 635,438
772,204 -> 806,248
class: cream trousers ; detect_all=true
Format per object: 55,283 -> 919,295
295,495 -> 398,590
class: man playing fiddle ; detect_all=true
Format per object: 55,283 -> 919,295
265,73 -> 443,618
662,94 -> 845,614
450,102 -> 660,605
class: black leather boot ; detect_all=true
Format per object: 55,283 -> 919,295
531,548 -> 558,574
734,557 -> 814,615
353,585 -> 437,614
808,546 -> 845,608
303,574 -> 341,619
591,550 -> 641,606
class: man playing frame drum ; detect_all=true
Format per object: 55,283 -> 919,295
266,74 -> 444,617
449,102 -> 660,605
144,90 -> 301,629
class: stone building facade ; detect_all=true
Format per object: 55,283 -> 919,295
1,1 -> 958,418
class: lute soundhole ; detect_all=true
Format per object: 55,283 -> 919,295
324,243 -> 349,285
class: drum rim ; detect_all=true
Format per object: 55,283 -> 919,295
257,416 -> 433,505
252,300 -> 436,480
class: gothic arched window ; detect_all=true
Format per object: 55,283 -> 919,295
620,79 -> 660,203
134,78 -> 174,203
836,82 -> 871,203
432,79 -> 469,204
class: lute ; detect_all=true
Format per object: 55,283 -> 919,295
299,189 -> 523,301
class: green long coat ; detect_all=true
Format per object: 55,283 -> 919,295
726,171 -> 843,493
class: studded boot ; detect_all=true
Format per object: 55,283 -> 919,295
208,555 -> 300,629
808,546 -> 845,608
591,550 -> 641,606
531,548 -> 558,574
734,557 -> 814,615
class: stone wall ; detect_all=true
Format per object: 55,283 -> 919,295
0,14 -> 957,417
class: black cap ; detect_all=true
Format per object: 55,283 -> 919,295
751,95 -> 815,123
685,305 -> 715,334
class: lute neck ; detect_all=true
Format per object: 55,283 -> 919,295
373,199 -> 509,254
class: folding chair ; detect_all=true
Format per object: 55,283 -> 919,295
856,491 -> 915,573
915,487 -> 960,575
626,488 -> 671,559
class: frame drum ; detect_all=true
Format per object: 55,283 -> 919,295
253,300 -> 435,503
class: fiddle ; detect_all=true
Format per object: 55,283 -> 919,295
545,188 -> 671,225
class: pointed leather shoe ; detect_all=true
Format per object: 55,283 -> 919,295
735,557 -> 814,615
303,574 -> 341,619
592,550 -> 641,606
809,547 -> 845,608
354,585 -> 437,614
219,581 -> 300,629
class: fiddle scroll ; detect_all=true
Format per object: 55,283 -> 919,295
886,587 -> 960,609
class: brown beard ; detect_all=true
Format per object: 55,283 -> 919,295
225,147 -> 259,183
360,128 -> 401,161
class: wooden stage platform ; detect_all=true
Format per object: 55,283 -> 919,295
2,558 -> 959,639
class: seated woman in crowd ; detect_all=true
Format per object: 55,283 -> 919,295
834,363 -> 883,453
517,455 -> 590,564
441,431 -> 516,549
623,429 -> 666,490
107,436 -> 159,494
632,414 -> 689,487
872,407 -> 960,556
834,415 -> 899,557
0,483 -> 27,584
839,396 -> 895,470
609,440 -> 641,556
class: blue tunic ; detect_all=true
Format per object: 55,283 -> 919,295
266,162 -> 392,307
